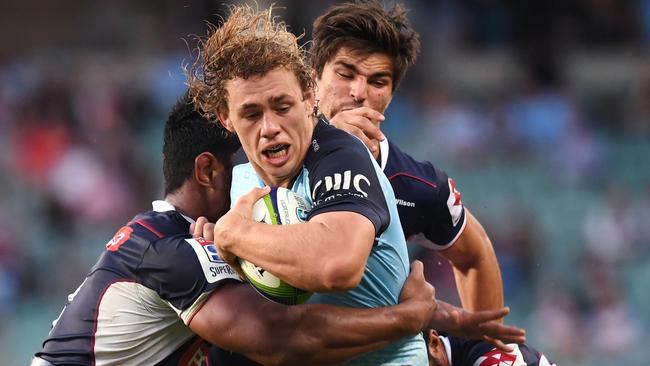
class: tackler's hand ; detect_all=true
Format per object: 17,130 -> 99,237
329,107 -> 385,156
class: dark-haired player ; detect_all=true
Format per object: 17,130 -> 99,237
32,95 -> 500,366
311,0 -> 504,315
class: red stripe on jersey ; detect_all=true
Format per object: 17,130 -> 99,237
91,279 -> 136,366
135,219 -> 164,238
387,172 -> 438,189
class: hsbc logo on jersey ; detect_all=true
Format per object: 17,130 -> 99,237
312,170 -> 370,200
446,178 -> 463,227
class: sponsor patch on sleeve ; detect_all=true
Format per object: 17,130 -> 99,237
446,178 -> 464,227
185,238 -> 241,284
473,344 -> 526,366
106,226 -> 133,252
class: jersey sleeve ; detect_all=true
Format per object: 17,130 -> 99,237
140,236 -> 242,324
421,165 -> 467,248
307,140 -> 390,236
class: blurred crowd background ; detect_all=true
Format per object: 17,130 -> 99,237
1,0 -> 649,364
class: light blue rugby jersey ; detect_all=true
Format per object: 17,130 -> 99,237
230,119 -> 427,365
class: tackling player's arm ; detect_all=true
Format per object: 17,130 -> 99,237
438,210 -> 504,313
189,261 -> 433,366
189,261 -> 525,365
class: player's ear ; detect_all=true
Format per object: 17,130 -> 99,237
427,329 -> 440,348
194,152 -> 222,188
426,329 -> 448,365
217,106 -> 235,133
303,87 -> 315,116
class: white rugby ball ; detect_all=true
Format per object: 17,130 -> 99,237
239,187 -> 312,305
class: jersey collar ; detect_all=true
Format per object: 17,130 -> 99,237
378,138 -> 389,171
151,200 -> 195,224
440,335 -> 453,365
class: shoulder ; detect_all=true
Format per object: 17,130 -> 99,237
103,210 -> 188,258
126,212 -> 240,294
306,118 -> 370,163
383,139 -> 447,190
131,210 -> 190,238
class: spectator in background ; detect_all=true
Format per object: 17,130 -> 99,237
582,182 -> 638,264
579,252 -> 642,358
529,281 -> 584,362
417,87 -> 495,163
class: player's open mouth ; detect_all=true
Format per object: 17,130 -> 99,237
263,144 -> 289,160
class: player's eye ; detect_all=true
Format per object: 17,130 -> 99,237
371,79 -> 389,87
277,106 -> 290,114
243,111 -> 261,121
337,71 -> 353,79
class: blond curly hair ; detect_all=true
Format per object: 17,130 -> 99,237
188,5 -> 314,122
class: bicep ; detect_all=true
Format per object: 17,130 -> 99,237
310,211 -> 376,262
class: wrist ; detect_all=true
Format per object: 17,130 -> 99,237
394,299 -> 427,335
225,218 -> 251,252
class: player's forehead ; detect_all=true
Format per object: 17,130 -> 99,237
226,68 -> 303,109
327,47 -> 394,78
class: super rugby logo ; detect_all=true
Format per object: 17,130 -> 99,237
196,237 -> 224,264
186,238 -> 240,283
312,170 -> 370,200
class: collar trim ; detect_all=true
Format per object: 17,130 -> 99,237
151,200 -> 195,224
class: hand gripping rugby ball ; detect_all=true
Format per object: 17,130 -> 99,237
239,187 -> 312,305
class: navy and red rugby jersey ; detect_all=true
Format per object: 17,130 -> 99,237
441,334 -> 556,366
34,201 -> 241,366
378,138 -> 467,249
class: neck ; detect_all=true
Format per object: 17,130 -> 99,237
165,188 -> 211,222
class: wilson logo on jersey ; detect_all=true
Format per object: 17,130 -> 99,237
106,226 -> 133,252
312,170 -> 370,199
446,178 -> 463,227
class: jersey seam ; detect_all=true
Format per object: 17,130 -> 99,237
387,172 -> 438,189
134,219 -> 164,238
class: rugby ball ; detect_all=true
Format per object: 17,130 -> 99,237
239,187 -> 312,305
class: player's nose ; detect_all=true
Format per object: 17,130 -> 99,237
350,78 -> 368,103
261,113 -> 281,138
